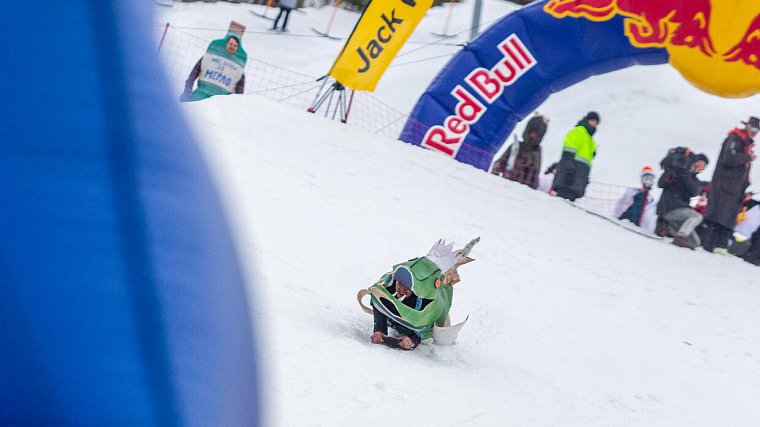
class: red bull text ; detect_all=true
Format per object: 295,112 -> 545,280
422,34 -> 536,157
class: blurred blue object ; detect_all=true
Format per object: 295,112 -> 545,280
0,1 -> 260,425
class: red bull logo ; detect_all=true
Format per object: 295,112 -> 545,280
544,0 -> 760,97
724,14 -> 760,70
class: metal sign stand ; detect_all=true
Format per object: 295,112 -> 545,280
307,76 -> 354,123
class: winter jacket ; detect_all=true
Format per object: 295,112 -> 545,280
553,122 -> 597,200
656,170 -> 703,217
562,123 -> 597,166
279,0 -> 297,9
704,129 -> 754,228
614,188 -> 658,233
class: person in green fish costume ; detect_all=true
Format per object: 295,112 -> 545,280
181,32 -> 248,102
361,238 -> 478,350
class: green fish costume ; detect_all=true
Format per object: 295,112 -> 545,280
188,33 -> 248,101
358,237 -> 479,343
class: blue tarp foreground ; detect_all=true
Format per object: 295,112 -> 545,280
0,1 -> 260,425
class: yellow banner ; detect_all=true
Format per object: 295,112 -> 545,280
329,0 -> 432,92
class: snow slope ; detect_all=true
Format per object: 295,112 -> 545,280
157,2 -> 760,426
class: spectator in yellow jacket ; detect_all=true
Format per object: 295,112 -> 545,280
553,111 -> 599,201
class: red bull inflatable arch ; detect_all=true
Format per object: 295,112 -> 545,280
1,1 -> 260,425
400,0 -> 760,171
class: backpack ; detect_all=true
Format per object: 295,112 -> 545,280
660,146 -> 693,172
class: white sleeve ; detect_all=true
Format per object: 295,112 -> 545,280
613,189 -> 636,218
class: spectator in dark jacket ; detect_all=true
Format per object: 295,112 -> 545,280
491,114 -> 549,189
702,116 -> 758,254
553,111 -> 599,201
657,154 -> 709,249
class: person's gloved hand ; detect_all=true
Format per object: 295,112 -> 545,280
179,91 -> 191,102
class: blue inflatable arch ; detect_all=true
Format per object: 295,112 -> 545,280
1,1 -> 260,425
400,0 -> 669,170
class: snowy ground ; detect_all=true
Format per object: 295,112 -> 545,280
157,2 -> 760,426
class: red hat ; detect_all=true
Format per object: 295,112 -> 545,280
640,166 -> 655,178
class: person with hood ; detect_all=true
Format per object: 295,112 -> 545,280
271,0 -> 297,32
181,29 -> 248,102
491,114 -> 549,189
702,116 -> 758,254
613,166 -> 658,233
657,153 -> 710,249
553,111 -> 600,201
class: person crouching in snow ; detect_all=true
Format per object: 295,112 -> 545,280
180,28 -> 247,102
359,238 -> 478,350
370,266 -> 427,350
